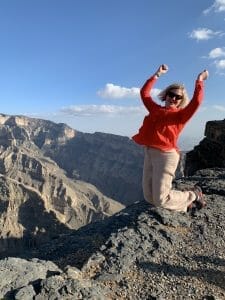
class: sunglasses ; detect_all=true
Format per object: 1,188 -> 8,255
167,91 -> 183,101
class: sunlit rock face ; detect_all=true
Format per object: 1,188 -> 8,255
0,114 -> 225,299
0,112 -> 189,254
0,113 -> 145,206
0,114 -> 123,253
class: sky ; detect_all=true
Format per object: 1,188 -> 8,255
0,0 -> 225,150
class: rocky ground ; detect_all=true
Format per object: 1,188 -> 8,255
0,168 -> 224,299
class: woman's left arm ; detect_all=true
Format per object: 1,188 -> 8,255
178,70 -> 209,123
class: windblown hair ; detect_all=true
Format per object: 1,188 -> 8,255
157,83 -> 189,108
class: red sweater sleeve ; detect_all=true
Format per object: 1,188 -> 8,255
179,80 -> 204,123
140,76 -> 160,112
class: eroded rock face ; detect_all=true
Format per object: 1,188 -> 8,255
0,113 -> 190,254
43,132 -> 145,206
0,114 -> 185,207
185,119 -> 225,175
0,114 -> 145,206
0,116 -> 123,252
0,114 -> 225,299
0,168 -> 224,299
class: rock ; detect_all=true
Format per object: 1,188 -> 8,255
42,131 -> 145,206
0,114 -> 225,299
0,257 -> 61,299
185,119 -> 225,175
0,168 -> 225,299
15,285 -> 36,300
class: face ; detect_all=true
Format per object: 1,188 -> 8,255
165,88 -> 183,108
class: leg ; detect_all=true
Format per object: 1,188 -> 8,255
142,147 -> 153,204
150,148 -> 196,212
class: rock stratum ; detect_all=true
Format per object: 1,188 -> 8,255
0,113 -> 145,208
0,114 -> 124,253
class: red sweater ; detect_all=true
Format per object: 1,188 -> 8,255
132,76 -> 204,151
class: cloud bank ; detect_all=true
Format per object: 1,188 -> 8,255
190,3 -> 225,74
215,59 -> 225,69
207,48 -> 225,72
97,84 -> 140,99
97,83 -> 161,99
203,0 -> 225,14
59,103 -> 225,118
60,104 -> 145,116
189,28 -> 223,40
208,47 -> 225,58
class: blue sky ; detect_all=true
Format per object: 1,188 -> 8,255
0,0 -> 225,150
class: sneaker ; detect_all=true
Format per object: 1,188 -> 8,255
191,185 -> 206,210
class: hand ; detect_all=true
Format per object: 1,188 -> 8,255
155,64 -> 169,77
197,70 -> 209,81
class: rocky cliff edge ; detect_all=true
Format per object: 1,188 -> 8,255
0,168 -> 224,299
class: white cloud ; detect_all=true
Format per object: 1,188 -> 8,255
97,83 -> 161,100
204,0 -> 225,14
208,47 -> 225,58
60,104 -> 145,116
97,83 -> 140,99
215,59 -> 225,69
151,88 -> 161,98
189,28 -> 223,40
207,48 -> 225,73
213,104 -> 225,111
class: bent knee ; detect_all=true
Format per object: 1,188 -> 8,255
151,195 -> 168,207
143,192 -> 153,204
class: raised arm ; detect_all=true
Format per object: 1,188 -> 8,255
140,64 -> 168,112
179,69 -> 209,123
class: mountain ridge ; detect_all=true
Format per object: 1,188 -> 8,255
0,113 -> 224,299
0,114 -> 124,252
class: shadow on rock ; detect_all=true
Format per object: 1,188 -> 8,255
33,200 -> 192,270
0,195 -> 73,259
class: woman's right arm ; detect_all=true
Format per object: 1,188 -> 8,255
141,64 -> 168,112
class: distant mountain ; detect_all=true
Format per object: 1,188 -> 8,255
0,113 -> 197,253
178,135 -> 202,151
0,113 -> 145,206
0,114 -> 124,252
1,114 -> 225,299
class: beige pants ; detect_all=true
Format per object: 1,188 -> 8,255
142,147 -> 196,212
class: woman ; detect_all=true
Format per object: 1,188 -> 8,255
132,64 -> 209,212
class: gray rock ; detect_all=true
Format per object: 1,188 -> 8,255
15,285 -> 36,300
0,168 -> 225,299
185,119 -> 225,175
0,257 -> 61,299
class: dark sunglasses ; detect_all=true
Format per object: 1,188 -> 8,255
167,91 -> 183,101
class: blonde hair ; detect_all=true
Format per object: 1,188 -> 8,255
158,83 -> 189,108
